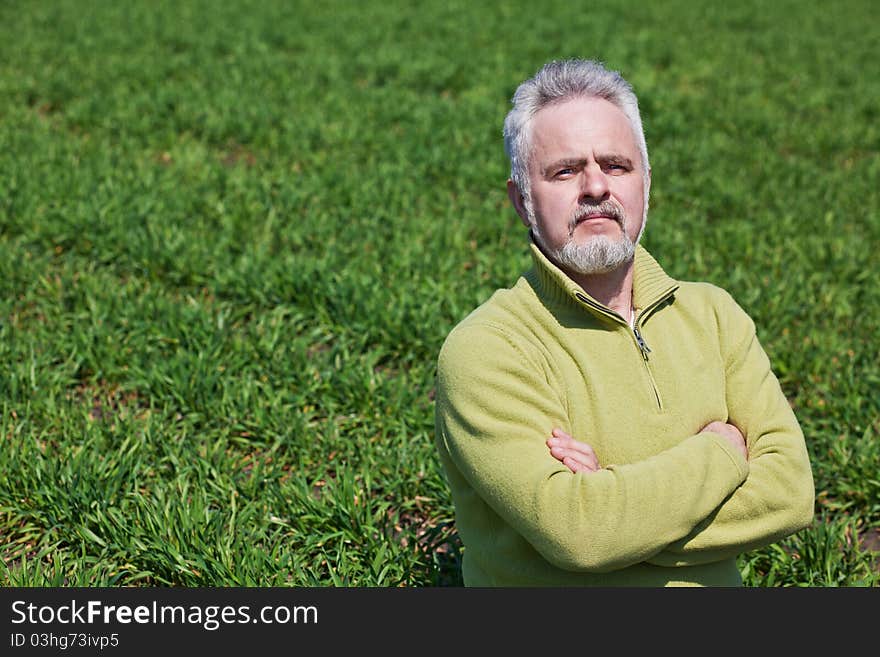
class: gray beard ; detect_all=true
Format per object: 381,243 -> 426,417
529,203 -> 640,275
552,233 -> 636,275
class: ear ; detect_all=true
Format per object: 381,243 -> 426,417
507,179 -> 531,228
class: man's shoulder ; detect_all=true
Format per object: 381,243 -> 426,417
670,279 -> 755,334
672,279 -> 743,312
449,275 -> 542,332
676,279 -> 731,300
439,276 -> 545,362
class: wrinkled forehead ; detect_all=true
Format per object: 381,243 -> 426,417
528,96 -> 642,166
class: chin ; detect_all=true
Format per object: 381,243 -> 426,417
556,234 -> 636,275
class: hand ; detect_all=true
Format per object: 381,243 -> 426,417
700,421 -> 748,461
547,428 -> 601,474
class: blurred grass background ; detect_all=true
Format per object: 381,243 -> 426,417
0,0 -> 877,586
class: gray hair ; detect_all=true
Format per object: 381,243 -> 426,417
503,59 -> 650,197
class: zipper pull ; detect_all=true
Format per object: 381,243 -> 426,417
633,326 -> 652,360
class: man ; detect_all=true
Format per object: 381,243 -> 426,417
433,59 -> 814,586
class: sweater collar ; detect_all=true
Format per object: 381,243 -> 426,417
526,238 -> 679,320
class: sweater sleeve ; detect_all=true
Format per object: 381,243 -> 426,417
435,321 -> 750,574
646,291 -> 815,567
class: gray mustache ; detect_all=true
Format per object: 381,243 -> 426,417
568,202 -> 624,232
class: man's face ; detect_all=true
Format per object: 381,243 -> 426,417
509,96 -> 650,275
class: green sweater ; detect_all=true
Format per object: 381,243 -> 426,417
434,242 -> 814,586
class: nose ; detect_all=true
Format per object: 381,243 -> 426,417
580,162 -> 610,201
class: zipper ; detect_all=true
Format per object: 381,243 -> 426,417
575,291 -> 674,410
633,325 -> 651,360
632,309 -> 662,409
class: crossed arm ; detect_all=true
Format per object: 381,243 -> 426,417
436,293 -> 814,572
437,332 -> 756,571
548,421 -> 749,474
543,302 -> 814,566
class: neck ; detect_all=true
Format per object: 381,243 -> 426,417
528,232 -> 638,320
568,261 -> 635,319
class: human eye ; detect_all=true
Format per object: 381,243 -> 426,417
603,159 -> 632,174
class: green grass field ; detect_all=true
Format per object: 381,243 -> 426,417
1,0 -> 878,586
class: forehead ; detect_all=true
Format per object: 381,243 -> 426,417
529,96 -> 640,165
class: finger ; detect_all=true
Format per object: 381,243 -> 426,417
550,428 -> 587,449
550,445 -> 599,471
550,444 -> 598,465
548,432 -> 597,460
563,456 -> 598,474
